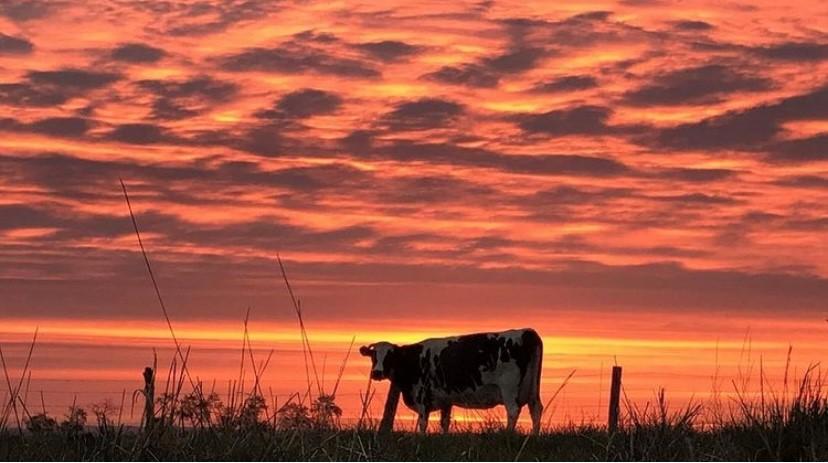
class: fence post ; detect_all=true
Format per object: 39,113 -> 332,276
608,365 -> 622,433
378,383 -> 400,434
142,367 -> 155,432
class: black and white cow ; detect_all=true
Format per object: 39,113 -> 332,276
359,328 -> 543,433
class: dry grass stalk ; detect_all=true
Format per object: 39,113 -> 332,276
0,328 -> 38,433
277,254 -> 321,397
0,346 -> 21,432
276,254 -> 353,430
356,373 -> 376,430
120,180 -> 211,421
542,369 -> 576,429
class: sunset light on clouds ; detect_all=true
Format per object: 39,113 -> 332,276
1,0 -> 827,427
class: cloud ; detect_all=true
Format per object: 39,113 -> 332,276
784,216 -> 828,231
354,40 -> 422,61
500,11 -> 655,50
28,117 -> 92,138
3,0 -> 828,328
0,204 -> 54,231
767,134 -> 828,163
0,153 -> 378,220
254,163 -> 373,194
378,98 -> 464,131
137,0 -> 275,37
0,159 -> 379,250
26,68 -> 121,90
161,218 -> 379,255
337,133 -> 630,177
6,255 -> 828,319
0,0 -> 53,21
339,129 -> 374,152
256,88 -> 343,119
379,141 -> 630,177
658,167 -> 737,182
107,123 -> 170,144
0,83 -> 69,107
0,116 -> 93,138
292,30 -> 339,44
0,153 -> 375,205
219,45 -> 380,78
531,185 -> 634,205
516,105 -> 617,136
531,75 -> 597,93
137,75 -> 238,101
235,124 -> 288,156
0,68 -> 121,108
651,192 -> 738,205
774,175 -> 828,189
137,75 -> 238,120
501,153 -> 629,176
380,175 -> 498,204
481,47 -> 546,73
5,251 -> 828,319
149,99 -> 198,120
672,20 -> 714,31
654,108 -> 779,150
653,84 -> 828,151
423,47 -> 548,88
110,43 -> 166,63
752,42 -> 828,61
0,33 -> 33,54
0,154 -> 126,201
571,11 -> 613,21
421,64 -> 500,88
0,203 -> 143,240
623,64 -> 772,106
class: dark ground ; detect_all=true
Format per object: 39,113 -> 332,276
2,422 -> 827,461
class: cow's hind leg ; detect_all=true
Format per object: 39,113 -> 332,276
528,397 -> 543,434
416,410 -> 430,434
440,406 -> 451,433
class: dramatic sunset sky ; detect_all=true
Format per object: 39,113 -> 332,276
1,0 -> 827,427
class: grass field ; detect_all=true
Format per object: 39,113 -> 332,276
2,416 -> 827,461
2,372 -> 827,461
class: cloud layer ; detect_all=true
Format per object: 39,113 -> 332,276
0,0 -> 826,326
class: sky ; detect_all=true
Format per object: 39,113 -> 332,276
1,0 -> 827,428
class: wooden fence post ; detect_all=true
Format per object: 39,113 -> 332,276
378,383 -> 400,434
142,367 -> 155,432
608,365 -> 622,433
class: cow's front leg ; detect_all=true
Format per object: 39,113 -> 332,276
439,406 -> 451,433
416,409 -> 430,433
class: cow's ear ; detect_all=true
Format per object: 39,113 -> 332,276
359,345 -> 372,357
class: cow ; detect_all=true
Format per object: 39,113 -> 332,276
359,328 -> 543,434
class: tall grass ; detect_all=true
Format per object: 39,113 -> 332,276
2,356 -> 828,461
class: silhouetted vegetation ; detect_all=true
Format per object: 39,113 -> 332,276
1,364 -> 827,461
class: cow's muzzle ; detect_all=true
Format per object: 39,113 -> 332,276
370,370 -> 384,380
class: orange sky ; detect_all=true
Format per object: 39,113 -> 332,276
1,0 -> 827,428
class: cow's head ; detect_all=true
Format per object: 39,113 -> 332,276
359,342 -> 396,380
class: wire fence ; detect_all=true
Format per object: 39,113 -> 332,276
4,364 -> 816,429
3,327 -> 823,432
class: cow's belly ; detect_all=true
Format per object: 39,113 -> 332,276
435,384 -> 503,409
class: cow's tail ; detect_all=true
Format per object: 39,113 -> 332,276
519,328 -> 543,407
